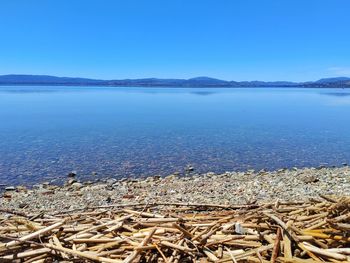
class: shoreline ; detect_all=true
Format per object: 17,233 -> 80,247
1,166 -> 349,214
1,166 -> 349,262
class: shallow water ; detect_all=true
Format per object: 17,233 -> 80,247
1,86 -> 350,185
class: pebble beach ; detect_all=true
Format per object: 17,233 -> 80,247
1,166 -> 349,214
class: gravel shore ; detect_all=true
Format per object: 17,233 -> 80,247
1,166 -> 349,214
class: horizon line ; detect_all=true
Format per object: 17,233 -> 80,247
1,73 -> 350,83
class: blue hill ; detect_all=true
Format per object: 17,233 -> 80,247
0,74 -> 349,87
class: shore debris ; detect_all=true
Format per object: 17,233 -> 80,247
0,195 -> 349,262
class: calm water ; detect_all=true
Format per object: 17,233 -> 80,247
1,86 -> 350,185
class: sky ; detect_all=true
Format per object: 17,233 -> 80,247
0,0 -> 350,81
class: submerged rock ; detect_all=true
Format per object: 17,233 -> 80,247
67,171 -> 77,178
185,165 -> 194,172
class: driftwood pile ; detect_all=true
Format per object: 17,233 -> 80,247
0,196 -> 349,262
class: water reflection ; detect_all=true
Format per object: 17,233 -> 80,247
320,92 -> 350,97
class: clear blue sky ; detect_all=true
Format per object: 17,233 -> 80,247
1,0 -> 350,81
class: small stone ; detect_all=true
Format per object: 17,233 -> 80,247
41,182 -> 51,189
16,186 -> 27,192
5,186 -> 15,191
106,179 -> 117,185
18,203 -> 28,209
153,175 -> 161,180
3,193 -> 12,199
71,191 -> 83,197
300,175 -> 319,184
129,179 -> 139,183
165,174 -> 177,180
71,182 -> 83,190
68,171 -> 77,177
106,185 -> 114,191
65,179 -> 77,186
41,190 -> 54,195
186,166 -> 194,172
122,194 -> 135,199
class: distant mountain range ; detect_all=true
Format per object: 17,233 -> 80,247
0,74 -> 349,87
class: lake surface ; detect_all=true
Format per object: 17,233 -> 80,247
1,86 -> 350,185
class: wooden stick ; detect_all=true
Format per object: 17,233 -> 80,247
283,221 -> 293,259
0,220 -> 65,249
302,242 -> 347,261
0,248 -> 51,260
123,228 -> 156,263
44,243 -> 124,263
270,227 -> 281,263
